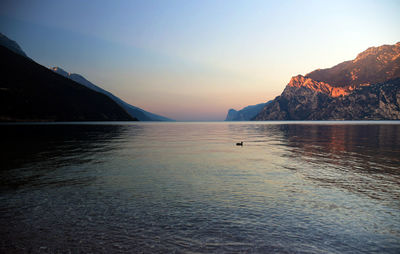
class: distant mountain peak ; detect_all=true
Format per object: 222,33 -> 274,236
225,102 -> 271,121
51,66 -> 69,77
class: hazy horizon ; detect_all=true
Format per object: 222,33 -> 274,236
1,0 -> 399,120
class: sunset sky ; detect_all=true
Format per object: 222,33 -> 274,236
1,0 -> 399,120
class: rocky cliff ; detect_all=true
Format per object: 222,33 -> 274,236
255,42 -> 400,120
255,78 -> 400,120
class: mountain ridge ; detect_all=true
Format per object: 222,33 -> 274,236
305,42 -> 400,88
51,67 -> 172,121
0,45 -> 136,122
0,33 -> 136,122
255,42 -> 400,120
0,33 -> 27,57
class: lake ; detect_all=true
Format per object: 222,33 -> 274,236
0,122 -> 399,253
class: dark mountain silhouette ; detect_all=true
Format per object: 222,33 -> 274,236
0,33 -> 27,57
255,42 -> 400,120
0,42 -> 136,122
52,67 -> 172,121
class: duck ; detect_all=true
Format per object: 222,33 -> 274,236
236,141 -> 243,146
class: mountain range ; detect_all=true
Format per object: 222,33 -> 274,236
0,33 -> 171,122
2,31 -> 399,122
254,42 -> 400,120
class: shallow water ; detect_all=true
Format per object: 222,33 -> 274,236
0,122 -> 399,253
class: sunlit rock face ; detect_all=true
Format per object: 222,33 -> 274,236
254,42 -> 400,120
255,78 -> 400,120
51,67 -> 69,77
286,75 -> 357,97
307,42 -> 400,88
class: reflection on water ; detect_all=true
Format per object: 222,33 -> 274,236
0,124 -> 136,191
278,124 -> 400,202
0,122 -> 399,253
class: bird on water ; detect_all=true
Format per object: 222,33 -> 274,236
236,141 -> 243,146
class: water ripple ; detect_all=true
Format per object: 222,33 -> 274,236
0,122 -> 399,253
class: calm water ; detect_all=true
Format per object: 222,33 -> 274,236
0,122 -> 400,253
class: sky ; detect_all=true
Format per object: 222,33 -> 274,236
0,0 -> 399,121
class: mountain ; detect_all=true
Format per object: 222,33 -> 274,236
307,42 -> 400,88
0,33 -> 27,57
52,67 -> 172,121
255,42 -> 400,120
225,102 -> 270,121
0,43 -> 135,122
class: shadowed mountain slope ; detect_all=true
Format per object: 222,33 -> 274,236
52,67 -> 172,121
0,33 -> 27,57
0,45 -> 135,122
